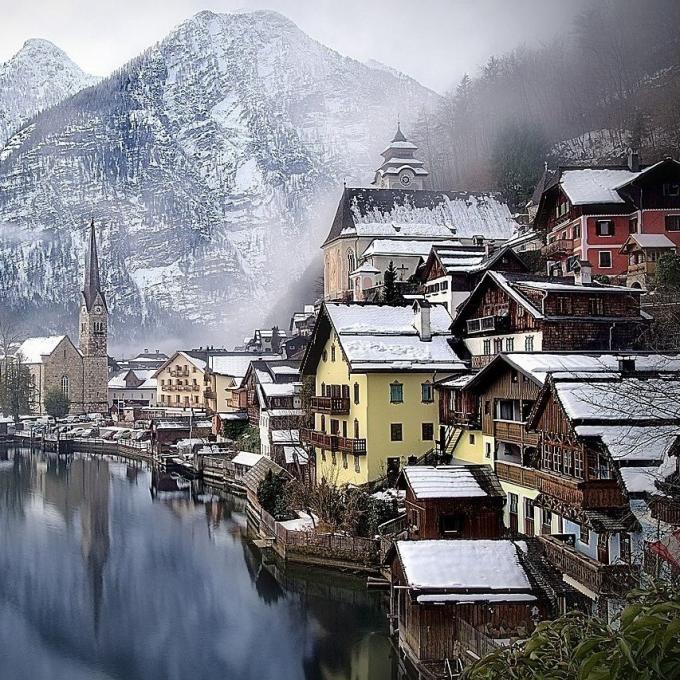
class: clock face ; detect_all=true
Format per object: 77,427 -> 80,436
400,173 -> 411,186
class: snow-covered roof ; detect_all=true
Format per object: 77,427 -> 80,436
17,335 -> 68,364
560,169 -> 638,205
271,429 -> 300,444
417,592 -> 536,604
555,378 -> 680,423
231,451 -> 264,467
260,382 -> 300,398
396,540 -> 532,591
574,424 -> 679,462
351,262 -> 381,275
362,238 -> 459,259
269,365 -> 300,377
402,466 -> 486,499
210,354 -> 271,378
268,408 -> 305,417
619,458 -> 676,495
624,233 -> 676,249
324,303 -> 465,372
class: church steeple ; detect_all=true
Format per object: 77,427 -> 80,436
372,123 -> 429,190
83,219 -> 106,312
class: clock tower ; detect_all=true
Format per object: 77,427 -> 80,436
372,123 -> 429,190
79,220 -> 109,413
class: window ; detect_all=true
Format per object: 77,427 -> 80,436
557,297 -> 571,315
524,498 -> 535,533
342,421 -> 347,438
94,321 -> 104,335
579,523 -> 590,545
629,217 -> 638,234
483,339 -> 491,355
342,452 -> 348,469
390,423 -> 403,441
354,455 -> 360,473
493,338 -> 503,354
61,375 -> 69,398
485,442 -> 491,458
596,220 -> 614,236
320,415 -> 326,431
665,215 -> 680,231
389,382 -> 403,403
421,382 -> 433,402
496,399 -> 520,421
505,337 -> 514,352
524,335 -> 534,352
469,433 -> 475,445
322,350 -> 327,362
331,345 -> 336,362
573,223 -> 581,238
421,423 -> 434,441
509,493 -> 518,513
542,509 -> 552,534
663,183 -> 680,197
588,298 -> 605,315
353,419 -> 359,439
353,382 -> 359,404
620,533 -> 631,563
599,251 -> 612,268
440,514 -> 465,537
484,400 -> 490,415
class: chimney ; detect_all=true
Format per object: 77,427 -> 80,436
618,356 -> 636,375
573,260 -> 592,285
627,148 -> 640,173
144,348 -> 148,353
413,299 -> 432,342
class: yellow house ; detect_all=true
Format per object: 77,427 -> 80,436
154,351 -> 209,410
300,301 -> 466,485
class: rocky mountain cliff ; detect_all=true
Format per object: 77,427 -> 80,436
0,10 -> 438,343
0,39 -> 98,147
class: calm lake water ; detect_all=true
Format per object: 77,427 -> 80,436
0,448 -> 397,680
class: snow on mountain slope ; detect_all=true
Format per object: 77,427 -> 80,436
0,39 -> 98,147
0,10 -> 439,341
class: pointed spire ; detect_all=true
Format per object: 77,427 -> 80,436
392,121 -> 407,143
83,219 -> 102,311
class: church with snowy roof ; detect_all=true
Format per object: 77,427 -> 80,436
322,124 -> 520,301
17,221 -> 109,415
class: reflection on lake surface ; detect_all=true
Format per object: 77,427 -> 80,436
0,448 -> 396,680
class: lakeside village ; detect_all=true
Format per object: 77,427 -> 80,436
3,127 -> 680,678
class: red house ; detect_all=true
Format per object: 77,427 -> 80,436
534,155 -> 680,278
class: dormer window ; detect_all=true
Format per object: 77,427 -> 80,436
663,183 -> 680,197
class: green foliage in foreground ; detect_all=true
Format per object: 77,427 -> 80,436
464,583 -> 680,680
44,388 -> 70,419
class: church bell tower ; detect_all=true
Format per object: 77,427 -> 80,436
372,123 -> 429,190
79,220 -> 109,413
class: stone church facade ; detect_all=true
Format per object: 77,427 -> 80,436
18,221 -> 109,416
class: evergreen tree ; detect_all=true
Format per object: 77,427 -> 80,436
44,387 -> 70,419
382,261 -> 403,306
0,357 -> 32,422
656,252 -> 680,289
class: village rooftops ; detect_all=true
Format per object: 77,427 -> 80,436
208,353 -> 280,379
361,238 -> 461,259
231,451 -> 264,468
395,539 -> 534,595
560,168 -> 639,205
302,302 -> 465,373
323,187 -> 518,246
152,351 -> 206,377
620,233 -> 677,253
399,465 -> 504,500
17,336 -> 72,364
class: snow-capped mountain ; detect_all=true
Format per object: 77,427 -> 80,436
0,38 -> 98,147
0,10 -> 439,342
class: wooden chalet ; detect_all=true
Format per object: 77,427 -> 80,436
451,270 -> 648,369
619,233 -> 677,289
397,465 -> 505,540
419,244 -> 528,315
388,539 -> 557,672
534,156 -> 680,278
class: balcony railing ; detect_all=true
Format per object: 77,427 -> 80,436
466,311 -> 507,335
536,471 -> 627,509
494,420 -> 538,445
472,355 -> 495,369
310,396 -> 350,415
169,368 -> 190,377
628,261 -> 656,275
456,618 -> 504,660
542,238 -> 574,259
301,429 -> 366,454
650,494 -> 680,525
495,461 -> 538,489
538,534 -> 639,595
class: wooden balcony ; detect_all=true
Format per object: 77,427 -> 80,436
493,421 -> 539,446
538,534 -> 639,595
301,429 -> 366,454
169,368 -> 190,377
471,355 -> 495,369
542,238 -> 574,259
650,494 -> 680,525
440,407 -> 480,429
310,396 -> 350,415
495,461 -> 538,489
536,471 -> 627,509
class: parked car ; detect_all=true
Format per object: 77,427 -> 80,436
100,430 -> 116,440
133,430 -> 151,442
113,430 -> 131,441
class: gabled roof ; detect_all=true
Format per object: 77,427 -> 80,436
612,157 -> 680,191
395,539 -> 533,593
560,168 -> 636,205
17,335 -> 71,364
422,244 -> 528,280
399,464 -> 504,500
153,351 -> 207,377
620,233 -> 676,253
323,188 -> 518,247
243,457 -> 291,497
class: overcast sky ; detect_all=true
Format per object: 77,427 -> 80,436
1,0 -> 592,93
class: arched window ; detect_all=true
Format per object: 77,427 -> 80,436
61,375 -> 69,398
347,250 -> 356,289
